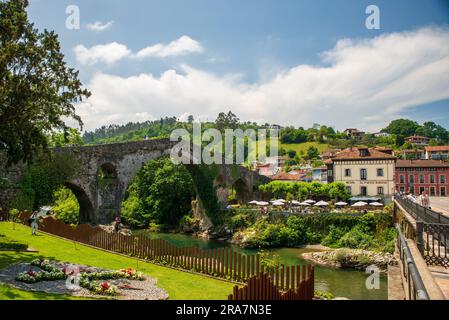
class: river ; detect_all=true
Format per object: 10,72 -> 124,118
136,231 -> 387,300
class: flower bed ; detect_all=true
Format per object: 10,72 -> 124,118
14,259 -> 145,296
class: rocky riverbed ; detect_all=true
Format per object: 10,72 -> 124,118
301,248 -> 397,273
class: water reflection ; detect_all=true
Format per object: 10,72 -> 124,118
135,231 -> 388,300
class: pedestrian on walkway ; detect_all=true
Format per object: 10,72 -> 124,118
30,211 -> 39,235
418,191 -> 431,208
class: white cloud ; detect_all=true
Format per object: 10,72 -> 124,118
77,27 -> 449,132
134,35 -> 204,58
86,21 -> 114,32
74,36 -> 203,65
74,42 -> 131,65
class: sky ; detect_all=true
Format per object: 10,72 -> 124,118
27,0 -> 449,132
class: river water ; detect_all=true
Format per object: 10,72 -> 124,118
136,231 -> 387,300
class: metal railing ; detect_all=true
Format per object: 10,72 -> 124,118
396,224 -> 430,300
417,222 -> 449,268
395,195 -> 449,225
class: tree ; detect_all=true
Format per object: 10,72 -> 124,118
307,146 -> 320,160
416,121 -> 448,142
52,187 -> 79,224
0,0 -> 90,165
287,149 -> 297,159
121,158 -> 195,228
48,128 -> 84,147
187,115 -> 194,123
382,119 -> 419,137
215,111 -> 240,132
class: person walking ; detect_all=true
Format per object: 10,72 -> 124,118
30,211 -> 39,235
419,191 -> 430,208
114,216 -> 121,233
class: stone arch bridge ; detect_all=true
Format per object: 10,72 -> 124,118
7,138 -> 269,225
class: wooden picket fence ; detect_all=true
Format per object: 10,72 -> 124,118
228,266 -> 314,300
16,212 -> 315,293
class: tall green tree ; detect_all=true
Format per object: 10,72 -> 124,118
215,111 -> 240,132
121,158 -> 195,229
382,119 -> 420,137
416,121 -> 448,142
48,128 -> 84,147
0,0 -> 90,165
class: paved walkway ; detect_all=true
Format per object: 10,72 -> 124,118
429,197 -> 449,217
428,266 -> 449,300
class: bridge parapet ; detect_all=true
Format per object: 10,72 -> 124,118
393,197 -> 448,300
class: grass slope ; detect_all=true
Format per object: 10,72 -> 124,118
280,141 -> 330,155
0,223 -> 234,300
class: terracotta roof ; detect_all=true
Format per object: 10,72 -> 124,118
425,146 -> 449,152
393,149 -> 423,154
326,147 -> 396,162
405,135 -> 431,140
396,159 -> 449,168
375,147 -> 393,151
271,172 -> 302,181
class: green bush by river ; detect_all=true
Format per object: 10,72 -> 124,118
231,211 -> 396,253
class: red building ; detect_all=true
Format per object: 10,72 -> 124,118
395,160 -> 449,196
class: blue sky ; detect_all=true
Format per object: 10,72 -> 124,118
27,0 -> 449,131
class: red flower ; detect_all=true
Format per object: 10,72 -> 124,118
27,268 -> 36,277
101,282 -> 110,291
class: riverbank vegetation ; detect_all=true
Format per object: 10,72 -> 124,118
230,211 -> 396,253
258,181 -> 350,201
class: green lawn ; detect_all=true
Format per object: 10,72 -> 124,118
280,141 -> 330,155
0,223 -> 234,300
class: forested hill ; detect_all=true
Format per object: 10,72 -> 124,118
82,113 -> 449,151
82,117 -> 180,145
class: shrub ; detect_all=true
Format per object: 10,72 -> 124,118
52,187 -> 79,224
229,214 -> 249,230
337,225 -> 374,250
321,225 -> 349,248
334,249 -> 350,263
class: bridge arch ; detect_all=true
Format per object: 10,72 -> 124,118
64,182 -> 94,224
98,162 -> 118,179
231,178 -> 251,204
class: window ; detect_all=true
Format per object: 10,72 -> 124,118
430,175 -> 435,184
377,168 -> 384,177
441,175 -> 446,184
409,175 -> 415,183
419,187 -> 425,194
344,169 -> 351,177
346,186 -> 352,194
377,187 -> 384,195
410,187 -> 415,194
400,186 -> 405,193
361,186 -> 367,196
360,169 -> 368,181
400,175 -> 405,184
430,187 -> 436,196
441,187 -> 447,197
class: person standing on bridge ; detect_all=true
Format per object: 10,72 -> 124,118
418,191 -> 430,208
